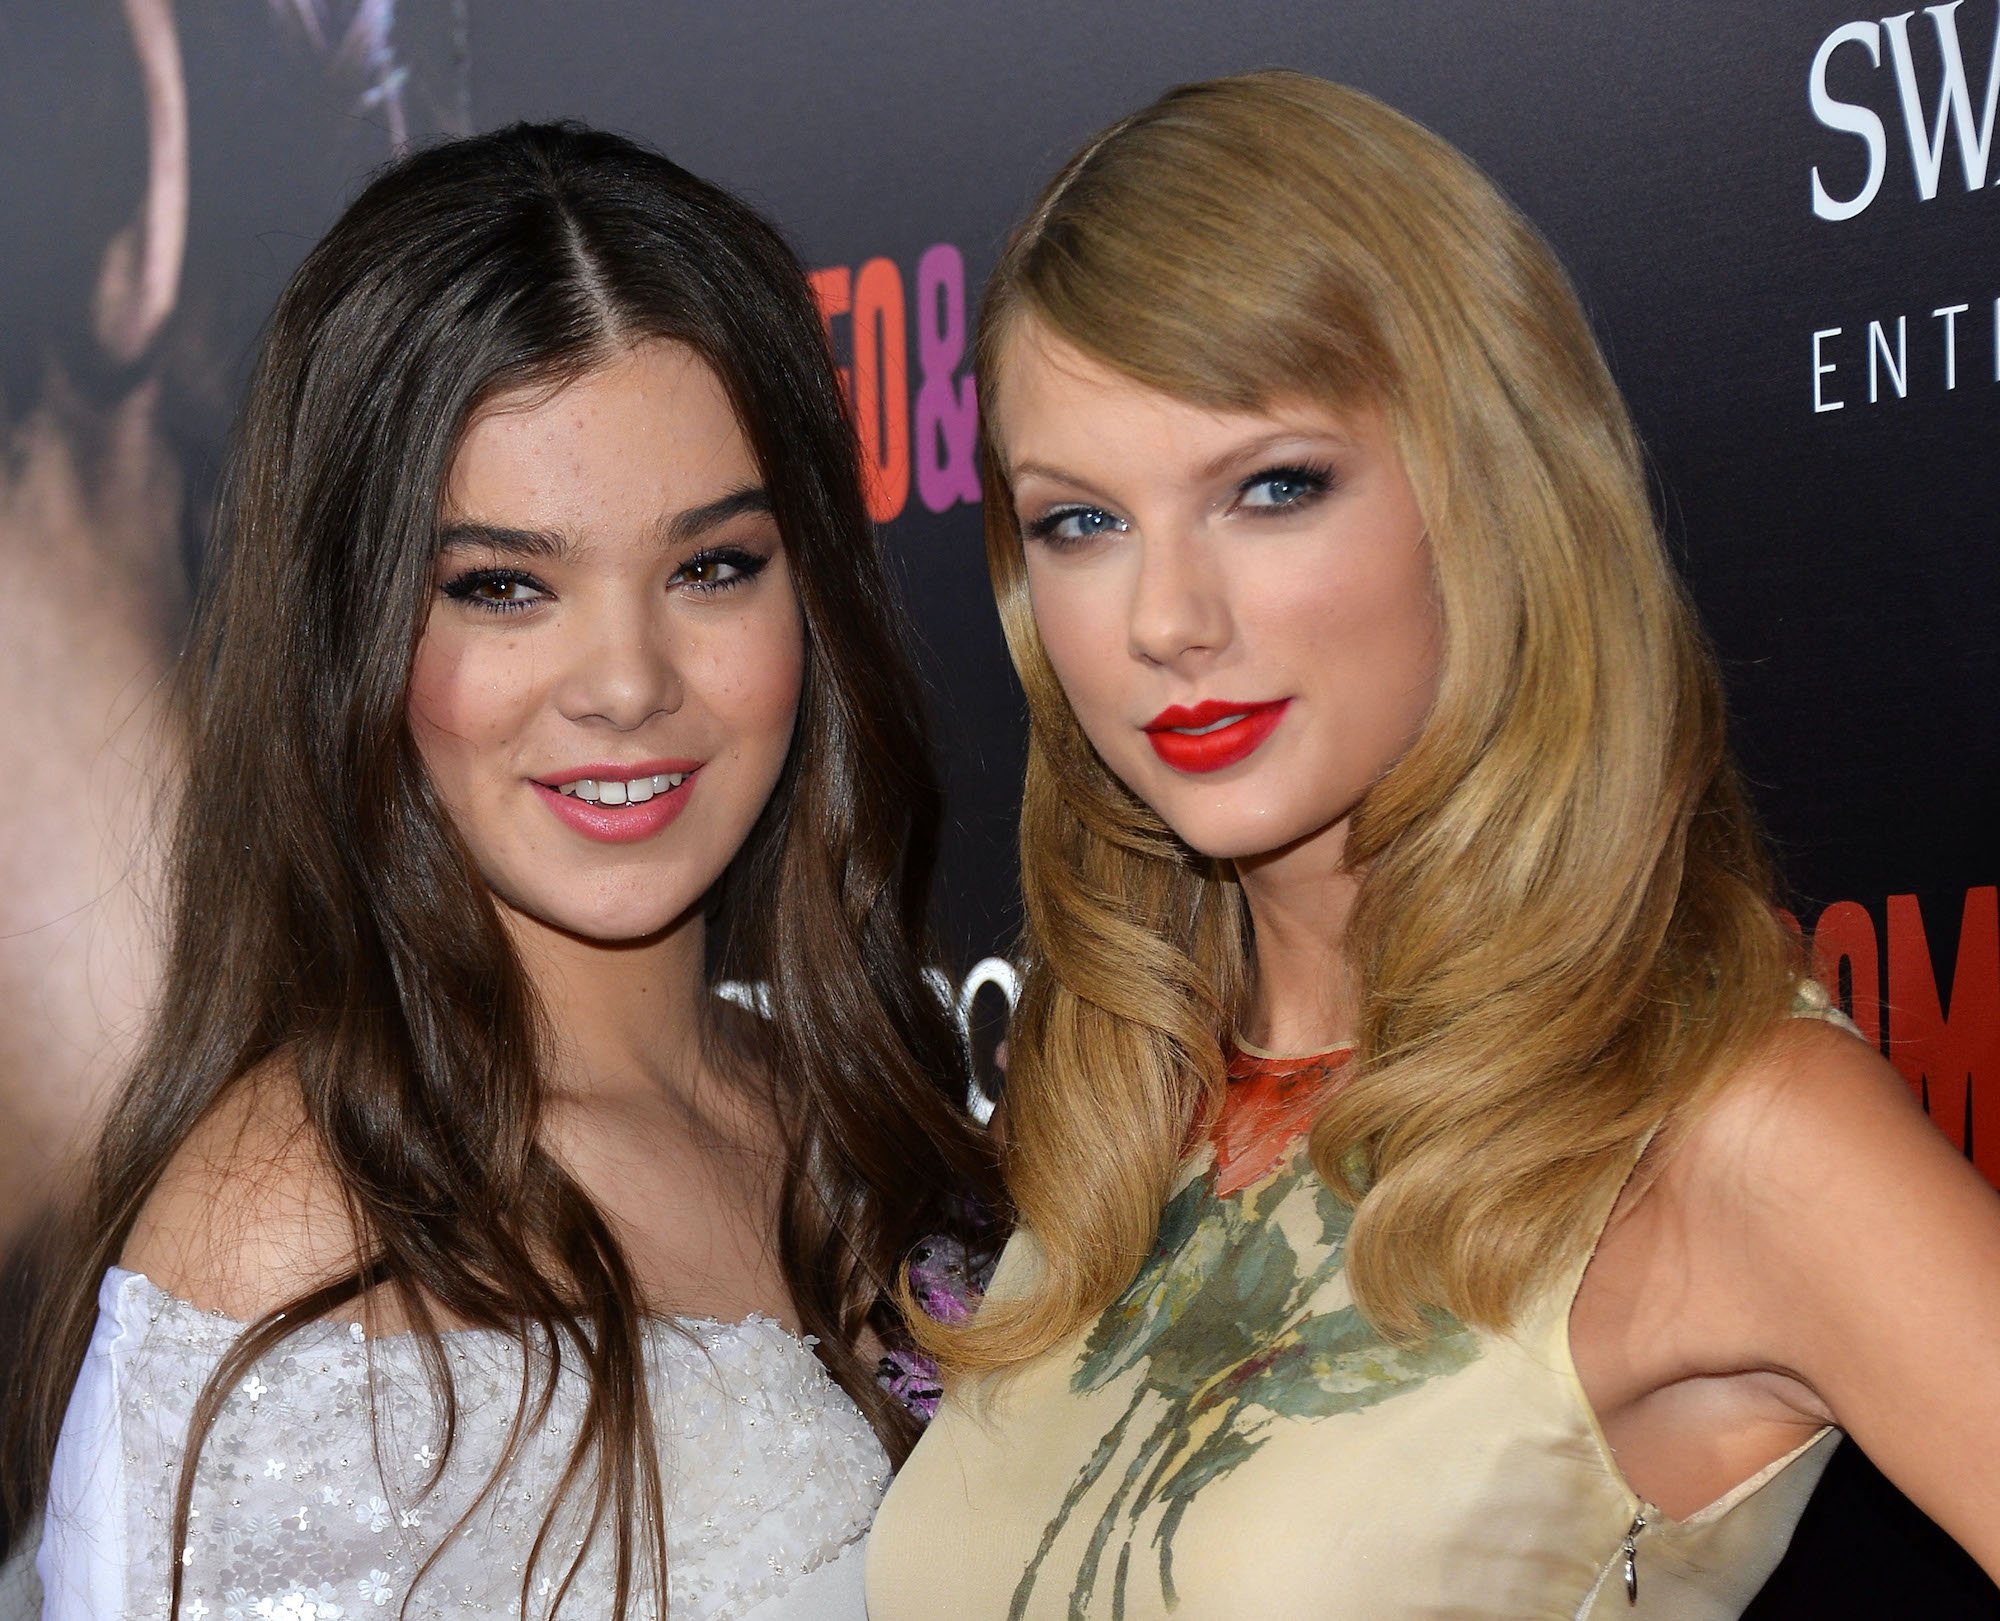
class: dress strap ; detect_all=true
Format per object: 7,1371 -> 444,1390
1788,977 -> 1862,1036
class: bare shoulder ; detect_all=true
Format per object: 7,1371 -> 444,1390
119,1056 -> 366,1322
1652,1013 -> 2000,1574
1655,1009 -> 2000,1373
1667,1013 -> 1979,1226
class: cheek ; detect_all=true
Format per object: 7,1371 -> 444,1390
1278,544 -> 1442,742
698,605 -> 806,753
1024,562 -> 1122,721
405,625 -> 467,776
406,624 -> 535,784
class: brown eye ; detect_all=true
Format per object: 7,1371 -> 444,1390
440,567 -> 546,613
676,547 -> 768,593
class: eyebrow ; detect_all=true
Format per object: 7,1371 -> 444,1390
663,484 -> 774,544
434,521 -> 573,561
434,485 -> 776,559
1008,429 -> 1360,499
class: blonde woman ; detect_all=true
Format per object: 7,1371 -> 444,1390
866,73 -> 2000,1618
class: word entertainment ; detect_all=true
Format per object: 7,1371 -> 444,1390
1810,294 -> 2000,411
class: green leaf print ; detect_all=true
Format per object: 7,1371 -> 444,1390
1007,1147 -> 1481,1620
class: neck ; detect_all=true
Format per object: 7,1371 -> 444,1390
1234,817 -> 1360,1055
502,904 -> 725,1113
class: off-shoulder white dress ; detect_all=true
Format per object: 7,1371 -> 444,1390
34,1267 -> 887,1620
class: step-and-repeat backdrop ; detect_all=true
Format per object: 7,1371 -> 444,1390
2,1 -> 1995,1599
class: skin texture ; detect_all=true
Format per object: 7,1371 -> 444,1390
126,340 -> 811,1335
992,323 -> 2000,1572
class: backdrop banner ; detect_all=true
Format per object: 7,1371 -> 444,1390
2,1 -> 1994,1607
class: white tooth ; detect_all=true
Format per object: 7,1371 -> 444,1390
1177,714 -> 1246,737
575,779 -> 601,802
651,774 -> 670,793
666,772 -> 686,789
627,777 -> 655,803
598,780 -> 628,806
558,783 -> 577,797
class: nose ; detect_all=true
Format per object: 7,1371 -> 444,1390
1125,527 -> 1231,669
552,592 -> 683,730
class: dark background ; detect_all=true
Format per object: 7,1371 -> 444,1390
2,1 -> 1993,1607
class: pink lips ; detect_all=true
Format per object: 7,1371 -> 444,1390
533,760 -> 700,845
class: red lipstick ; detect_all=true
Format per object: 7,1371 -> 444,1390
533,759 -> 701,845
1142,699 -> 1290,774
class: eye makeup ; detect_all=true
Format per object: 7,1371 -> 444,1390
440,566 -> 545,613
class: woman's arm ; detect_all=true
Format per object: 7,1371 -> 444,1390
1690,1020 -> 2000,1576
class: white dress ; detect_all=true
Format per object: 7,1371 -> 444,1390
34,1267 -> 888,1620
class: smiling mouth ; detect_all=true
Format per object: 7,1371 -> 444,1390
534,765 -> 701,846
554,771 -> 690,806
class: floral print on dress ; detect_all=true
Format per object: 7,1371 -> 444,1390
1008,1046 -> 1483,1620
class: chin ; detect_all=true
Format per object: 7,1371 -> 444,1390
1150,796 -> 1343,867
494,881 -> 703,947
1174,831 -> 1285,865
1149,813 -> 1271,864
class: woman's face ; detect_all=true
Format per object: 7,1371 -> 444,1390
993,321 -> 1441,869
409,339 -> 804,946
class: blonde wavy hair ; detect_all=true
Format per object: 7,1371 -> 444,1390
924,71 -> 1799,1369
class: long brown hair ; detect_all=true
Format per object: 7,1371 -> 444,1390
922,72 -> 1795,1373
5,121 -> 998,1611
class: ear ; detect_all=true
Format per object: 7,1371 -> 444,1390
93,0 -> 188,365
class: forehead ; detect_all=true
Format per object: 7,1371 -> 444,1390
991,320 -> 1376,479
442,339 -> 755,524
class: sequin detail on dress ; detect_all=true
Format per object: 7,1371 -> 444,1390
40,1268 -> 889,1620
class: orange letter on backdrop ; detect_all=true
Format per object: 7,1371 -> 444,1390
808,265 -> 853,395
852,258 -> 910,523
1886,887 -> 1999,1180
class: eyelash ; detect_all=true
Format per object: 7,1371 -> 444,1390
1239,462 -> 1335,511
1023,506 -> 1121,549
440,566 -> 543,615
675,545 -> 770,594
1023,461 -> 1336,549
436,548 -> 771,615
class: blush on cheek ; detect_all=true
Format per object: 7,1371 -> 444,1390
746,642 -> 806,732
403,630 -> 528,813
710,601 -> 806,743
405,634 -> 472,753
1030,613 -> 1124,766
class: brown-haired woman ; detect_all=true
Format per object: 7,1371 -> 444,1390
866,72 -> 2000,1617
2,121 -> 997,1619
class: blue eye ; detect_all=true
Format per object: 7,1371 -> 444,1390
440,568 -> 546,613
1025,505 -> 1127,548
1238,464 -> 1333,511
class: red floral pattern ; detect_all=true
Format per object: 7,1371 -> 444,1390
1210,1045 -> 1353,1197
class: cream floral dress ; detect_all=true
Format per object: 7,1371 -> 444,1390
869,991 -> 1854,1619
